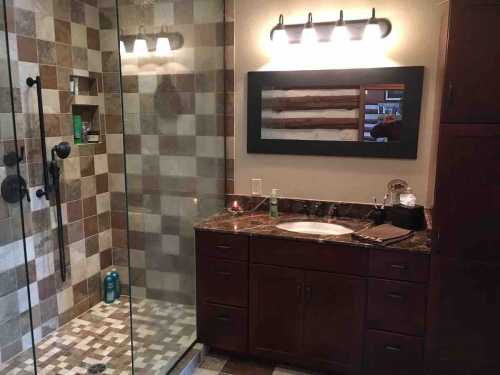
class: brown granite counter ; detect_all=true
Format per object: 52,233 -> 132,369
194,211 -> 431,254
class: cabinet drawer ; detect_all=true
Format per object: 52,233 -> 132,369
251,237 -> 368,276
369,250 -> 429,282
196,231 -> 248,261
365,330 -> 423,375
198,256 -> 248,307
367,279 -> 427,336
198,303 -> 248,353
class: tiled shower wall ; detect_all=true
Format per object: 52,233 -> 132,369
117,0 -> 228,304
0,0 -> 123,364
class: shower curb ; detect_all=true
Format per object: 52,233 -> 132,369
169,343 -> 206,375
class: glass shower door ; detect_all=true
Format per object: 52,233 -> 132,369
0,0 -> 36,372
1,0 -> 133,373
118,0 -> 226,373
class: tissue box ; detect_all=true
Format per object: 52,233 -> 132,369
391,204 -> 425,230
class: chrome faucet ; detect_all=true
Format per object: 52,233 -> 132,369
327,203 -> 338,219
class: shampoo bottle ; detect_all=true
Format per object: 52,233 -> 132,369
104,272 -> 115,304
269,189 -> 279,218
110,268 -> 121,300
73,115 -> 83,144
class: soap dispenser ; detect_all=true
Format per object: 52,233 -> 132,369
269,189 -> 279,218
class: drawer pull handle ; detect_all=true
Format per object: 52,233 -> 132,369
390,264 -> 408,270
216,245 -> 231,250
385,345 -> 402,352
387,292 -> 405,300
216,315 -> 230,322
216,271 -> 233,277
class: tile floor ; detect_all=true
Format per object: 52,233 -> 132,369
194,353 -> 327,375
0,298 -> 196,375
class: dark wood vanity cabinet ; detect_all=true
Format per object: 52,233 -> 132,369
441,0 -> 500,124
250,264 -> 366,373
302,271 -> 366,373
196,230 -> 430,374
250,264 -> 304,361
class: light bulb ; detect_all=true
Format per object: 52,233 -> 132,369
156,37 -> 172,56
331,24 -> 350,43
120,41 -> 126,55
273,28 -> 289,47
363,22 -> 382,42
133,38 -> 148,56
301,27 -> 318,45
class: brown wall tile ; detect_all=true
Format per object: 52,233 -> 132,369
17,36 -> 37,62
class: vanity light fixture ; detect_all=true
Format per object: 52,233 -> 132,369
363,8 -> 382,41
133,25 -> 149,56
270,8 -> 391,44
156,26 -> 172,56
120,40 -> 127,55
273,14 -> 289,47
331,10 -> 350,43
301,12 -> 318,45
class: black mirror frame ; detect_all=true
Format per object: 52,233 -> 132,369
247,66 -> 424,159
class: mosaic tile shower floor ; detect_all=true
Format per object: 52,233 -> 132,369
0,298 -> 196,375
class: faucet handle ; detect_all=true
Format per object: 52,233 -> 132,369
327,203 -> 338,218
307,201 -> 321,217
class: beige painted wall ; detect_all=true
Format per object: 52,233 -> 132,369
233,0 -> 448,207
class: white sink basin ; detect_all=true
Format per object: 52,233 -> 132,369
276,221 -> 354,236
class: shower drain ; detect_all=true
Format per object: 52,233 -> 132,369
88,363 -> 106,374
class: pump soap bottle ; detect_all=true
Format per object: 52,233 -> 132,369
269,189 -> 279,218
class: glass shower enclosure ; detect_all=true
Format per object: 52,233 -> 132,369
0,0 -> 225,373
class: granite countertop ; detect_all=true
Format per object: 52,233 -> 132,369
194,211 -> 431,254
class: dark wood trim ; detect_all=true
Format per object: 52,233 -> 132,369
262,118 -> 358,130
262,95 -> 360,111
358,85 -> 367,141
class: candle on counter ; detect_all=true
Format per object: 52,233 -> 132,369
232,200 -> 241,212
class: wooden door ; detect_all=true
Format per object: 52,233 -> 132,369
442,0 -> 500,123
426,256 -> 500,375
303,271 -> 366,373
250,264 -> 304,361
433,124 -> 500,261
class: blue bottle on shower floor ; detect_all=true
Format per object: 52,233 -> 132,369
110,268 -> 121,300
104,272 -> 115,304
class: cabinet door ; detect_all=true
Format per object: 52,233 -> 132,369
442,0 -> 500,123
433,124 -> 500,261
426,256 -> 500,375
250,264 -> 304,361
303,271 -> 366,373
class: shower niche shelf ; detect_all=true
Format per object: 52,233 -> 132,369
72,104 -> 101,145
70,75 -> 98,96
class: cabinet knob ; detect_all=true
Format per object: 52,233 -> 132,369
446,82 -> 454,109
390,264 -> 408,271
385,345 -> 402,353
297,284 -> 302,298
387,292 -> 405,301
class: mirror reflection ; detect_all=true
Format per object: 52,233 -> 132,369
261,84 -> 405,143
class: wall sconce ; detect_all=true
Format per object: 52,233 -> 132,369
301,13 -> 318,45
331,10 -> 350,43
270,8 -> 391,45
133,25 -> 149,56
156,26 -> 172,56
120,26 -> 184,57
363,8 -> 382,41
273,14 -> 289,46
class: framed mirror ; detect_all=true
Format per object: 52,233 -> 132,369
247,67 -> 424,159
